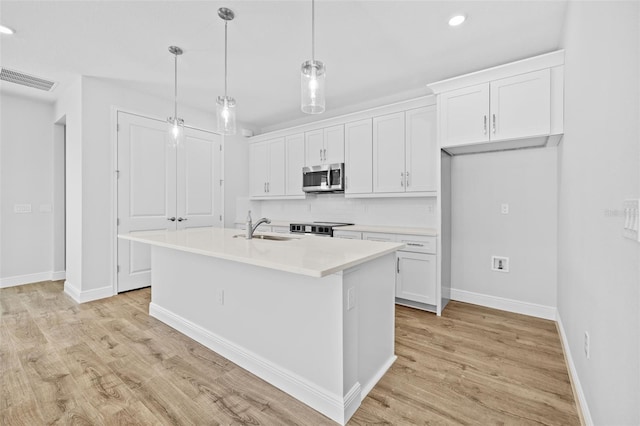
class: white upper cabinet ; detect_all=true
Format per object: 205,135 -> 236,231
304,125 -> 344,166
285,133 -> 305,196
489,69 -> 551,141
439,69 -> 551,149
405,106 -> 437,193
249,138 -> 285,198
344,119 -> 372,194
372,108 -> 437,195
439,83 -> 489,147
429,51 -> 564,154
373,112 -> 405,193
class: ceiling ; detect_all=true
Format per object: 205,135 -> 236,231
0,1 -> 567,132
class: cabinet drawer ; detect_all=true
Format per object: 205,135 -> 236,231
363,232 -> 397,242
333,230 -> 362,240
398,235 -> 436,254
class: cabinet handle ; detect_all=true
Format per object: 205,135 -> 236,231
406,242 -> 424,247
177,217 -> 187,222
264,182 -> 266,193
484,115 -> 487,134
323,148 -> 327,161
400,172 -> 404,187
397,257 -> 400,273
492,114 -> 496,134
406,171 -> 410,187
167,217 -> 176,222
320,149 -> 323,162
267,182 -> 270,193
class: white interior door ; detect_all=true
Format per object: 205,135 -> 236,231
117,112 -> 176,292
117,113 -> 223,292
177,127 -> 223,229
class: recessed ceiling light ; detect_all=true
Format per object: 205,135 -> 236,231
448,15 -> 466,27
0,24 -> 15,35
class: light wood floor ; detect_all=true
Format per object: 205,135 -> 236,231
0,281 -> 580,425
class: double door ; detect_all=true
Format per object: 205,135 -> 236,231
249,138 -> 285,197
304,125 -> 345,166
117,112 -> 222,292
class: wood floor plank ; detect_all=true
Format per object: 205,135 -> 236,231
0,282 -> 580,425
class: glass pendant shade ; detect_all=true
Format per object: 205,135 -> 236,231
301,59 -> 326,114
167,117 -> 184,146
216,96 -> 236,135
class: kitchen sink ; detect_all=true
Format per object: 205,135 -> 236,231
233,233 -> 294,241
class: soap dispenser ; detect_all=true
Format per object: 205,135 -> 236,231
245,210 -> 252,239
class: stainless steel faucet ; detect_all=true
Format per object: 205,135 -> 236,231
247,217 -> 271,239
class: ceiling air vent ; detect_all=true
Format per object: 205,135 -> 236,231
0,67 -> 57,91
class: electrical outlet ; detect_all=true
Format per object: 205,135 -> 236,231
584,331 -> 590,359
491,256 -> 509,272
501,203 -> 509,214
216,289 -> 225,306
347,287 -> 356,310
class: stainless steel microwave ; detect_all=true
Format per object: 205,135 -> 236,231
302,163 -> 345,193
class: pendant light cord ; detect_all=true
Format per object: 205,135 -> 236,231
311,0 -> 315,62
224,20 -> 228,97
174,51 -> 178,119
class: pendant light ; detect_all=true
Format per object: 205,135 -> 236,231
301,0 -> 325,114
167,45 -> 184,145
217,7 -> 236,135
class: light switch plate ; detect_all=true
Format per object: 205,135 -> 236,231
14,204 -> 32,213
623,199 -> 639,241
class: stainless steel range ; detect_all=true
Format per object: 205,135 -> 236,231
289,221 -> 354,237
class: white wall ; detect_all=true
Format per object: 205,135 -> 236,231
254,196 -> 437,228
558,1 -> 639,424
449,148 -> 558,317
0,93 -> 59,286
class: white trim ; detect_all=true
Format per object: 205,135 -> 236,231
427,50 -> 565,94
150,302 -> 361,425
360,355 -> 397,398
450,288 -> 556,320
64,282 -> 113,303
0,271 -> 67,288
556,311 -> 594,426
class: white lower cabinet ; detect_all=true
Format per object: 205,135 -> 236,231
396,251 -> 436,306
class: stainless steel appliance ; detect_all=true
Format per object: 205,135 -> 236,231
289,221 -> 354,237
302,163 -> 345,193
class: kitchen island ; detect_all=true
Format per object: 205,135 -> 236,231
118,227 -> 404,425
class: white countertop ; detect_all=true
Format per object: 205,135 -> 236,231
119,227 -> 404,278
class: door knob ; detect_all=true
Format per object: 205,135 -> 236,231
177,217 -> 187,222
168,217 -> 176,221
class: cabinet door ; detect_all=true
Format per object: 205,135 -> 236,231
405,106 -> 437,193
396,252 -> 436,305
267,138 -> 286,196
304,129 -> 324,166
249,142 -> 268,197
324,125 -> 345,164
344,119 -> 372,194
490,68 -> 551,141
439,83 -> 490,147
373,112 -> 405,193
285,133 -> 305,196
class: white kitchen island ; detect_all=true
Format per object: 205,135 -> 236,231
118,227 -> 404,425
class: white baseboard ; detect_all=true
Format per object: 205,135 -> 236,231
150,302 -> 361,425
450,288 -> 556,320
64,282 -> 113,303
1,271 -> 66,288
556,312 -> 593,426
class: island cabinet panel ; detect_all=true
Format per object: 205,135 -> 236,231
405,106 -> 437,193
344,119 -> 373,195
285,133 -> 305,196
373,112 -> 405,193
